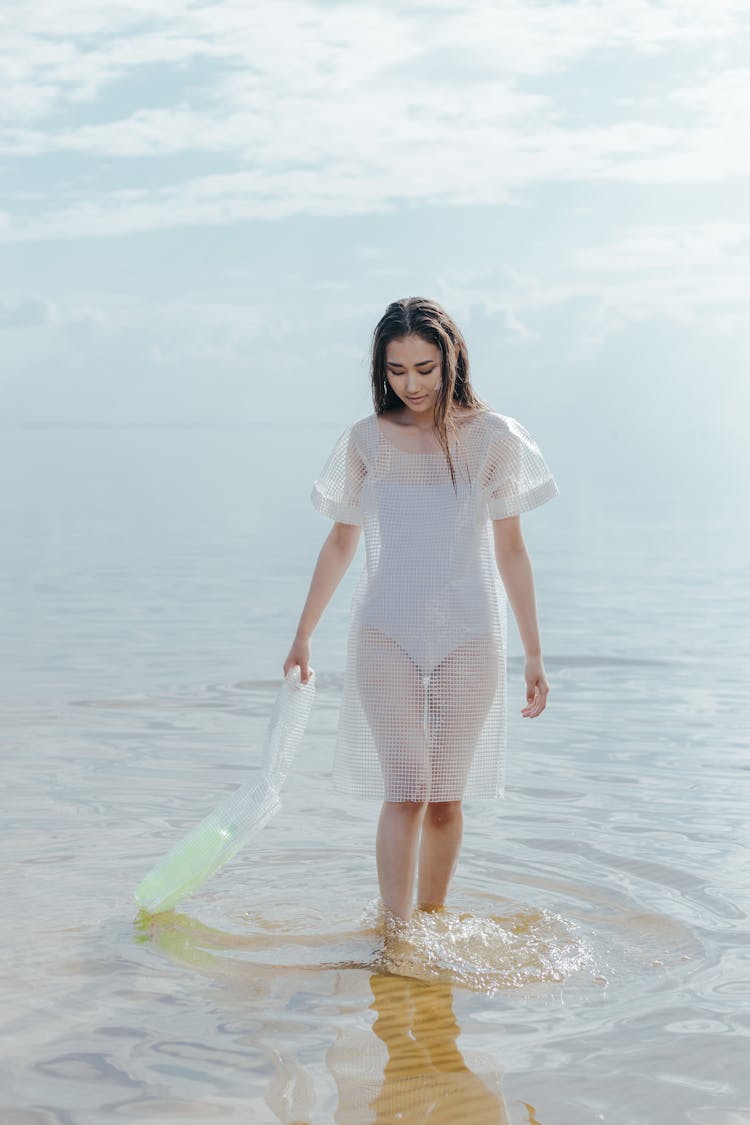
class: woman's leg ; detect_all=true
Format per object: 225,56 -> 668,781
416,800 -> 463,910
376,799 -> 427,920
356,626 -> 432,920
355,625 -> 430,803
416,633 -> 499,910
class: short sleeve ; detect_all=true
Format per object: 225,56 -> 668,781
310,424 -> 366,526
484,414 -> 559,519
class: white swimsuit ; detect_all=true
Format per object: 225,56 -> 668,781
311,409 -> 558,802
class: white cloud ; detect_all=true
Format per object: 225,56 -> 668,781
1,2 -> 749,239
436,221 -> 750,352
3,216 -> 747,369
2,0 -> 747,129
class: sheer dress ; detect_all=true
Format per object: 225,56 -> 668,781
311,409 -> 559,802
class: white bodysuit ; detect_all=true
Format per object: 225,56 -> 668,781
310,408 -> 559,803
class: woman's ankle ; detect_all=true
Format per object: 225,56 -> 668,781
416,900 -> 446,914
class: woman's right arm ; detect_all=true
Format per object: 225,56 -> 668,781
283,522 -> 362,683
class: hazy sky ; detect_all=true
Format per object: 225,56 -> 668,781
2,1 -> 749,497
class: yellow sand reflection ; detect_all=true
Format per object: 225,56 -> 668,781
329,972 -> 512,1124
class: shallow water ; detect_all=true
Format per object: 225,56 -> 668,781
2,426 -> 749,1123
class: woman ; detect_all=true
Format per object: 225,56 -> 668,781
283,297 -> 559,924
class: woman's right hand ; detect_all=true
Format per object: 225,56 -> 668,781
283,635 -> 312,684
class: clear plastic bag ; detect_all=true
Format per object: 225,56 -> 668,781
134,665 -> 316,913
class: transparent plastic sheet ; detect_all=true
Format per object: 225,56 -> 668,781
134,665 -> 316,914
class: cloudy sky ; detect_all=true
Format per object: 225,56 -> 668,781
2,0 -> 749,497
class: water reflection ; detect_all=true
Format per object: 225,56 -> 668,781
138,909 -> 548,1122
329,972 -> 512,1124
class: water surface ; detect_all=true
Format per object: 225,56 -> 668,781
2,425 -> 748,1124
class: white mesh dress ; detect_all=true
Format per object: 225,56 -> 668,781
310,408 -> 559,803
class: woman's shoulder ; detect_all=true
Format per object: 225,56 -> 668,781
472,408 -> 530,441
326,414 -> 373,443
349,413 -> 376,447
342,413 -> 378,461
454,406 -> 509,440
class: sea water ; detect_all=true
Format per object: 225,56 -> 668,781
1,423 -> 748,1124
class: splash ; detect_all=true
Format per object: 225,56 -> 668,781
362,899 -> 595,993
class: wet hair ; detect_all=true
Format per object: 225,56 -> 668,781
370,296 -> 491,487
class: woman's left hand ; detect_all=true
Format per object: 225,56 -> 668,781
522,656 -> 549,718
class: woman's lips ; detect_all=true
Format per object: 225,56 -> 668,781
407,395 -> 426,402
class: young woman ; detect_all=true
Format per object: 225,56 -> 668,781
283,297 -> 559,924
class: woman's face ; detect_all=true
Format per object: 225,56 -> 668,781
384,335 -> 442,417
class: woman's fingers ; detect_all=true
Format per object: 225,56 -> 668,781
521,681 -> 548,717
283,647 -> 312,684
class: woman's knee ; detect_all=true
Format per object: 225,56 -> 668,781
424,800 -> 462,828
383,799 -> 428,819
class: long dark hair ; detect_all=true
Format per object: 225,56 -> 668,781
370,296 -> 490,487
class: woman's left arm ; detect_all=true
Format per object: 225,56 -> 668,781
492,515 -> 550,718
